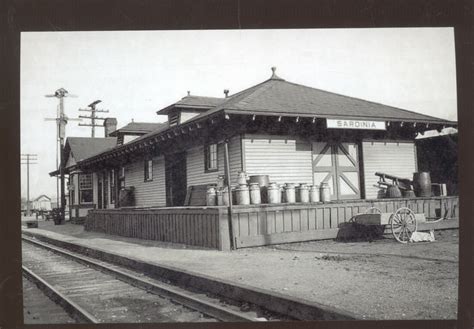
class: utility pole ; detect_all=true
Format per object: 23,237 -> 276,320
45,88 -> 78,224
78,100 -> 109,137
45,104 -> 61,206
21,154 -> 38,216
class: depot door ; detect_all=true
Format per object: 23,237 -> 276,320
165,152 -> 187,206
312,142 -> 361,200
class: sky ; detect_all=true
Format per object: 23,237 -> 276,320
20,28 -> 457,200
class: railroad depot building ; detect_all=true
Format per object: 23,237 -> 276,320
58,68 -> 458,250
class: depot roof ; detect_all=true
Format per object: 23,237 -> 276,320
77,68 -> 456,168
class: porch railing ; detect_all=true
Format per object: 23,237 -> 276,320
84,196 -> 458,250
85,207 -> 231,250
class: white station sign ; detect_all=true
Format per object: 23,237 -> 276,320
326,119 -> 386,130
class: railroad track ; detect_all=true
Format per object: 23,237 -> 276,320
22,236 -> 269,323
22,273 -> 76,324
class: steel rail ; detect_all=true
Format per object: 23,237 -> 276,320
22,236 -> 258,322
22,265 -> 99,323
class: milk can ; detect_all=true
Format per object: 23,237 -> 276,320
236,184 -> 250,205
249,183 -> 261,204
320,182 -> 331,202
267,182 -> 281,204
249,175 -> 269,203
284,183 -> 296,203
217,175 -> 225,189
297,183 -> 309,203
309,185 -> 320,202
222,187 -> 230,206
216,188 -> 224,206
232,186 -> 238,205
206,186 -> 217,206
236,171 -> 248,185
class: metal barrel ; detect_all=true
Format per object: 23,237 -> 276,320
413,172 -> 432,197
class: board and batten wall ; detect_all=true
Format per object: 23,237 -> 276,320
362,140 -> 417,199
124,156 -> 166,207
186,136 -> 242,187
242,134 -> 313,185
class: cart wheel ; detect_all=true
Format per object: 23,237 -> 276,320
390,207 -> 417,243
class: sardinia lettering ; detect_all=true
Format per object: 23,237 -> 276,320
336,120 -> 377,129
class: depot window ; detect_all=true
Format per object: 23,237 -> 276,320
144,158 -> 153,181
118,167 -> 125,189
79,173 -> 93,204
205,143 -> 218,172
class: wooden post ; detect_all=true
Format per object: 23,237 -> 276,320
26,155 -> 30,216
21,153 -> 37,216
224,140 -> 235,250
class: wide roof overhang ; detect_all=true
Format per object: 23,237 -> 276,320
75,108 -> 456,169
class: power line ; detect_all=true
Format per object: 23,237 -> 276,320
45,108 -> 82,206
78,100 -> 109,137
44,88 -> 76,224
21,153 -> 38,216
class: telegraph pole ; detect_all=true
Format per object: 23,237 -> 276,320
78,100 -> 109,137
21,154 -> 38,216
45,104 -> 61,206
45,110 -> 82,206
45,88 -> 78,223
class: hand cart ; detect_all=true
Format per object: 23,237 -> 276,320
350,207 -> 418,243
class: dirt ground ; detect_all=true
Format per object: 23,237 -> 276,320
253,230 -> 458,319
22,220 -> 459,320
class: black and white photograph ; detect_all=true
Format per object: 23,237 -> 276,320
19,27 -> 459,323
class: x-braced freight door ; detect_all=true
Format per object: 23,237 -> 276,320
312,142 -> 361,200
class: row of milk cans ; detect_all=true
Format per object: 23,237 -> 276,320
206,173 -> 331,206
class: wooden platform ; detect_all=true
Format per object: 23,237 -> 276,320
85,196 -> 458,250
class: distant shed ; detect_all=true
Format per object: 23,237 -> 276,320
32,194 -> 52,211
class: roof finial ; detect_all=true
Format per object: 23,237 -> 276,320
224,89 -> 229,98
187,90 -> 190,96
270,66 -> 283,80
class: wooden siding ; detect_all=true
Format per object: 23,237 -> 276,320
362,141 -> 417,199
243,134 -> 313,185
85,207 -> 230,250
230,196 -> 459,248
124,156 -> 166,207
186,136 -> 242,187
